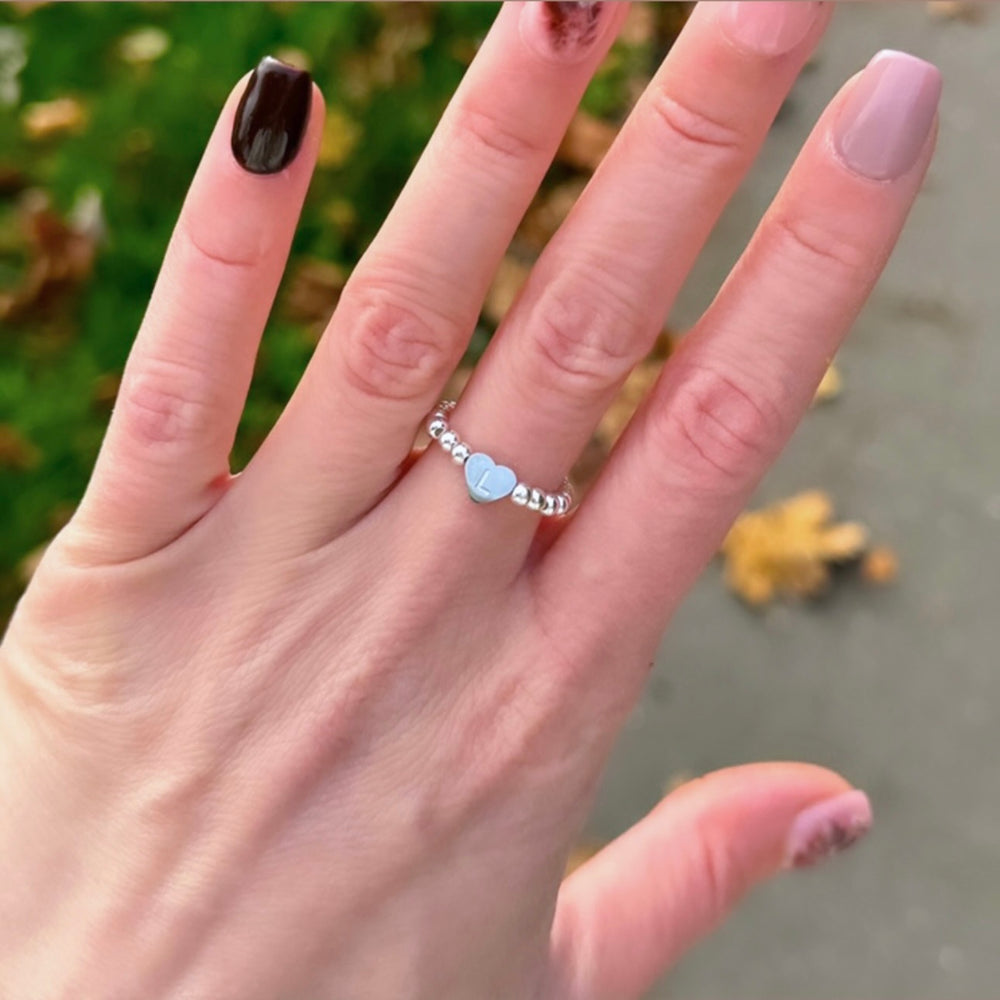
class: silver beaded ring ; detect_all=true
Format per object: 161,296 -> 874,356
426,401 -> 575,517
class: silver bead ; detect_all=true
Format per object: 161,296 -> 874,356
428,418 -> 448,440
511,483 -> 530,507
439,430 -> 458,452
527,488 -> 544,511
451,442 -> 470,464
541,495 -> 557,516
556,494 -> 569,516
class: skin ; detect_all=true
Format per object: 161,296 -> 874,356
0,4 -> 936,998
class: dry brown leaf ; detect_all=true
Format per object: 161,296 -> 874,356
0,424 -> 40,470
22,96 -> 87,139
721,490 -> 869,607
518,178 -> 587,252
281,258 -> 347,329
0,192 -> 99,322
926,1 -> 987,23
91,371 -> 122,412
483,254 -> 531,326
17,541 -> 48,585
812,363 -> 842,404
564,841 -> 603,877
861,545 -> 900,586
557,111 -> 618,172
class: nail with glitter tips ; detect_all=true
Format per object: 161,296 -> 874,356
784,789 -> 873,869
520,1 -> 608,62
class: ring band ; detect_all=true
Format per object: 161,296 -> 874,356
426,401 -> 575,517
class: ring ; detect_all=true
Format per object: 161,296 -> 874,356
426,401 -> 575,517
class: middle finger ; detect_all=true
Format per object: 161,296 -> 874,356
403,1 -> 831,551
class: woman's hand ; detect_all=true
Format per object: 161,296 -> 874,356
0,3 -> 938,998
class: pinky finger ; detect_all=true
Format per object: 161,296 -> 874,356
547,763 -> 871,1000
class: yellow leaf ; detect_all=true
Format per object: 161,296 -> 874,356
318,107 -> 361,169
812,363 -> 842,404
22,96 -> 86,139
721,491 -> 869,607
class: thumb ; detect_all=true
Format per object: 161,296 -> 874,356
547,762 -> 872,1000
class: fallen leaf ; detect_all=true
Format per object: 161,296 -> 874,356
17,541 -> 48,585
273,47 -> 310,72
619,3 -> 657,46
861,545 -> 900,586
117,26 -> 170,65
281,257 -> 347,329
22,96 -> 87,139
318,107 -> 361,169
557,110 -> 619,172
91,371 -> 122,412
663,769 -> 695,795
926,1 -> 987,23
564,841 -> 603,877
0,423 -> 41,470
483,254 -> 531,326
0,190 -> 99,322
721,490 -> 869,607
518,178 -> 587,252
812,363 -> 842,404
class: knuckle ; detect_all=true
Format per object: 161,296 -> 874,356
769,211 -> 871,278
447,101 -> 544,171
527,271 -> 647,394
335,276 -> 457,403
643,86 -> 747,164
654,363 -> 782,488
119,355 -> 219,449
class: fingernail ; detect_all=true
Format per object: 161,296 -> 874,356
721,2 -> 825,57
520,2 -> 609,63
231,56 -> 312,175
833,50 -> 942,181
785,789 -> 873,869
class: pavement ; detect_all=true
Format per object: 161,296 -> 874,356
582,5 -> 1000,998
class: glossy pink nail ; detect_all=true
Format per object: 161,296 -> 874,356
784,789 -> 873,869
834,50 -> 942,181
721,2 -> 825,57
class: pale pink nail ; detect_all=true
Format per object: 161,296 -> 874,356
834,50 -> 942,180
721,1 -> 825,57
785,789 -> 873,869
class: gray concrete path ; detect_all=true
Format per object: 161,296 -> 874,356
584,4 -> 1000,997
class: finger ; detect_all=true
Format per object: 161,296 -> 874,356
547,763 -> 872,1000
237,2 -> 628,551
400,1 -> 831,554
70,58 -> 323,565
540,51 -> 941,639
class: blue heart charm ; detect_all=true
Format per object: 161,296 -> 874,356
464,452 -> 517,504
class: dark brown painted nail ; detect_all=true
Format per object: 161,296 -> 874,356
231,56 -> 312,175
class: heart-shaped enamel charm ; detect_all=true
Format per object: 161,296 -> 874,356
464,452 -> 517,504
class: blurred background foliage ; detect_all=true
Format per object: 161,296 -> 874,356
0,2 -> 691,625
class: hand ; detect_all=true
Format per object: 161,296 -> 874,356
0,4 -> 938,998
